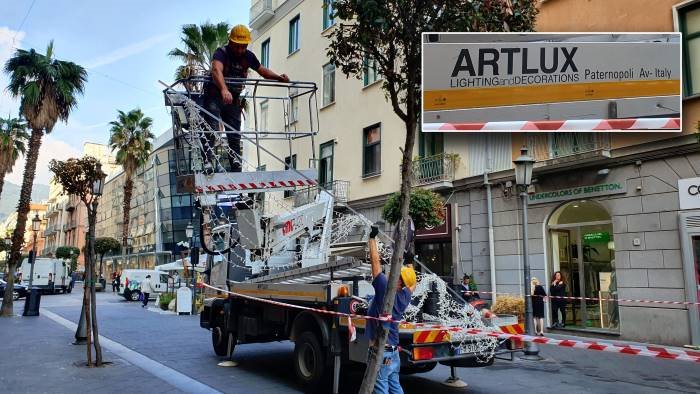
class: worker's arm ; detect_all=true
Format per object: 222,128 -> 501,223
211,59 -> 233,104
256,65 -> 289,83
407,280 -> 416,294
369,226 -> 381,278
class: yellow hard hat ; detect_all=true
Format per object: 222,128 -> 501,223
400,266 -> 417,289
229,25 -> 252,44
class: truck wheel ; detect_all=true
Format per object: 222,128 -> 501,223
293,331 -> 326,386
66,287 -> 72,294
129,290 -> 141,302
212,326 -> 232,356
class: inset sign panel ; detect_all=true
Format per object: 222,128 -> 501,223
422,33 -> 682,132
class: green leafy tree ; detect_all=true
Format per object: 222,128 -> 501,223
382,189 -> 445,229
56,246 -> 80,272
50,156 -> 106,366
108,109 -> 154,250
94,237 -> 120,279
0,116 -> 29,198
2,41 -> 87,317
326,1 -> 537,390
168,22 -> 230,80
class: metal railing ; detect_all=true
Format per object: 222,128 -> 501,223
293,180 -> 349,207
527,133 -> 611,162
410,153 -> 456,186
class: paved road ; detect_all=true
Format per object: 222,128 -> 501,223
1,286 -> 699,393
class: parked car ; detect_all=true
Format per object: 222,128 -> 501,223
0,279 -> 29,300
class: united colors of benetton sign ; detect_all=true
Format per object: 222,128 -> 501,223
423,40 -> 681,111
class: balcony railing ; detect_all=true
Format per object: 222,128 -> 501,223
410,153 -> 456,187
293,180 -> 350,208
250,0 -> 274,29
527,133 -> 611,162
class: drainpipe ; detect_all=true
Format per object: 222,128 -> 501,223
485,173 -> 497,303
485,134 -> 497,303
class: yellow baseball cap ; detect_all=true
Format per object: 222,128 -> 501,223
229,25 -> 251,44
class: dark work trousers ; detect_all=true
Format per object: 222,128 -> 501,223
142,292 -> 150,307
201,93 -> 242,172
551,301 -> 567,326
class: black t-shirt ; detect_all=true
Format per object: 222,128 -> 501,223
206,46 -> 261,97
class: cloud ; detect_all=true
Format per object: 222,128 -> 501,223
6,136 -> 82,185
84,32 -> 174,69
0,26 -> 25,115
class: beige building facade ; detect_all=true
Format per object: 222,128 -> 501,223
41,142 -> 119,268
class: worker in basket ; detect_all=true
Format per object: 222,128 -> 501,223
201,24 -> 289,173
366,226 -> 417,393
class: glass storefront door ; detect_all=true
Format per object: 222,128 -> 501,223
548,200 -> 619,332
415,241 -> 452,280
694,236 -> 700,322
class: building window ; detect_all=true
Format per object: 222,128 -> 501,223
323,0 -> 335,30
363,56 -> 379,86
679,4 -> 700,96
284,154 -> 297,198
323,62 -> 335,106
288,88 -> 299,124
289,15 -> 300,54
362,123 -> 381,177
261,38 -> 270,68
319,141 -> 334,188
260,100 -> 269,132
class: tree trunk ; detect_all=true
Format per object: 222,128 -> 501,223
121,176 -> 133,245
88,203 -> 103,365
1,128 -> 43,317
358,116 -> 417,393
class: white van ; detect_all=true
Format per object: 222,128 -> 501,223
119,269 -> 169,301
19,257 -> 71,294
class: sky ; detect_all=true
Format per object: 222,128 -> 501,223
0,0 -> 248,185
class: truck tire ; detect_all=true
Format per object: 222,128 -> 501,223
129,290 -> 141,302
293,331 -> 327,386
211,326 -> 231,356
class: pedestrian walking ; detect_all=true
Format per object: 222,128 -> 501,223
140,275 -> 154,308
366,226 -> 416,394
200,24 -> 289,173
115,272 -> 121,293
550,271 -> 567,328
531,277 -> 546,336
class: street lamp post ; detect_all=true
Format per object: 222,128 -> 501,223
185,222 -> 195,315
513,147 -> 540,358
28,213 -> 41,288
126,237 -> 134,269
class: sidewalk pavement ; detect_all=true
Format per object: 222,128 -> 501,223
0,311 -> 185,394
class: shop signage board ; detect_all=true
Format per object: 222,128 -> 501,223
679,177 -> 700,210
528,182 -> 626,205
416,205 -> 451,239
422,34 -> 681,131
423,41 -> 680,111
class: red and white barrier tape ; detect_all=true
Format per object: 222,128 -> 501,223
467,290 -> 700,307
202,283 -> 700,363
423,118 -> 681,131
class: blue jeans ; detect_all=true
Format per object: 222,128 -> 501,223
374,349 -> 403,394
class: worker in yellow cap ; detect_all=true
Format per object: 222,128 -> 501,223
201,24 -> 289,173
365,225 -> 416,393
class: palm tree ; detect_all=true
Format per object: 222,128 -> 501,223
1,41 -> 87,316
108,109 -> 154,249
168,22 -> 230,80
0,116 -> 29,197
